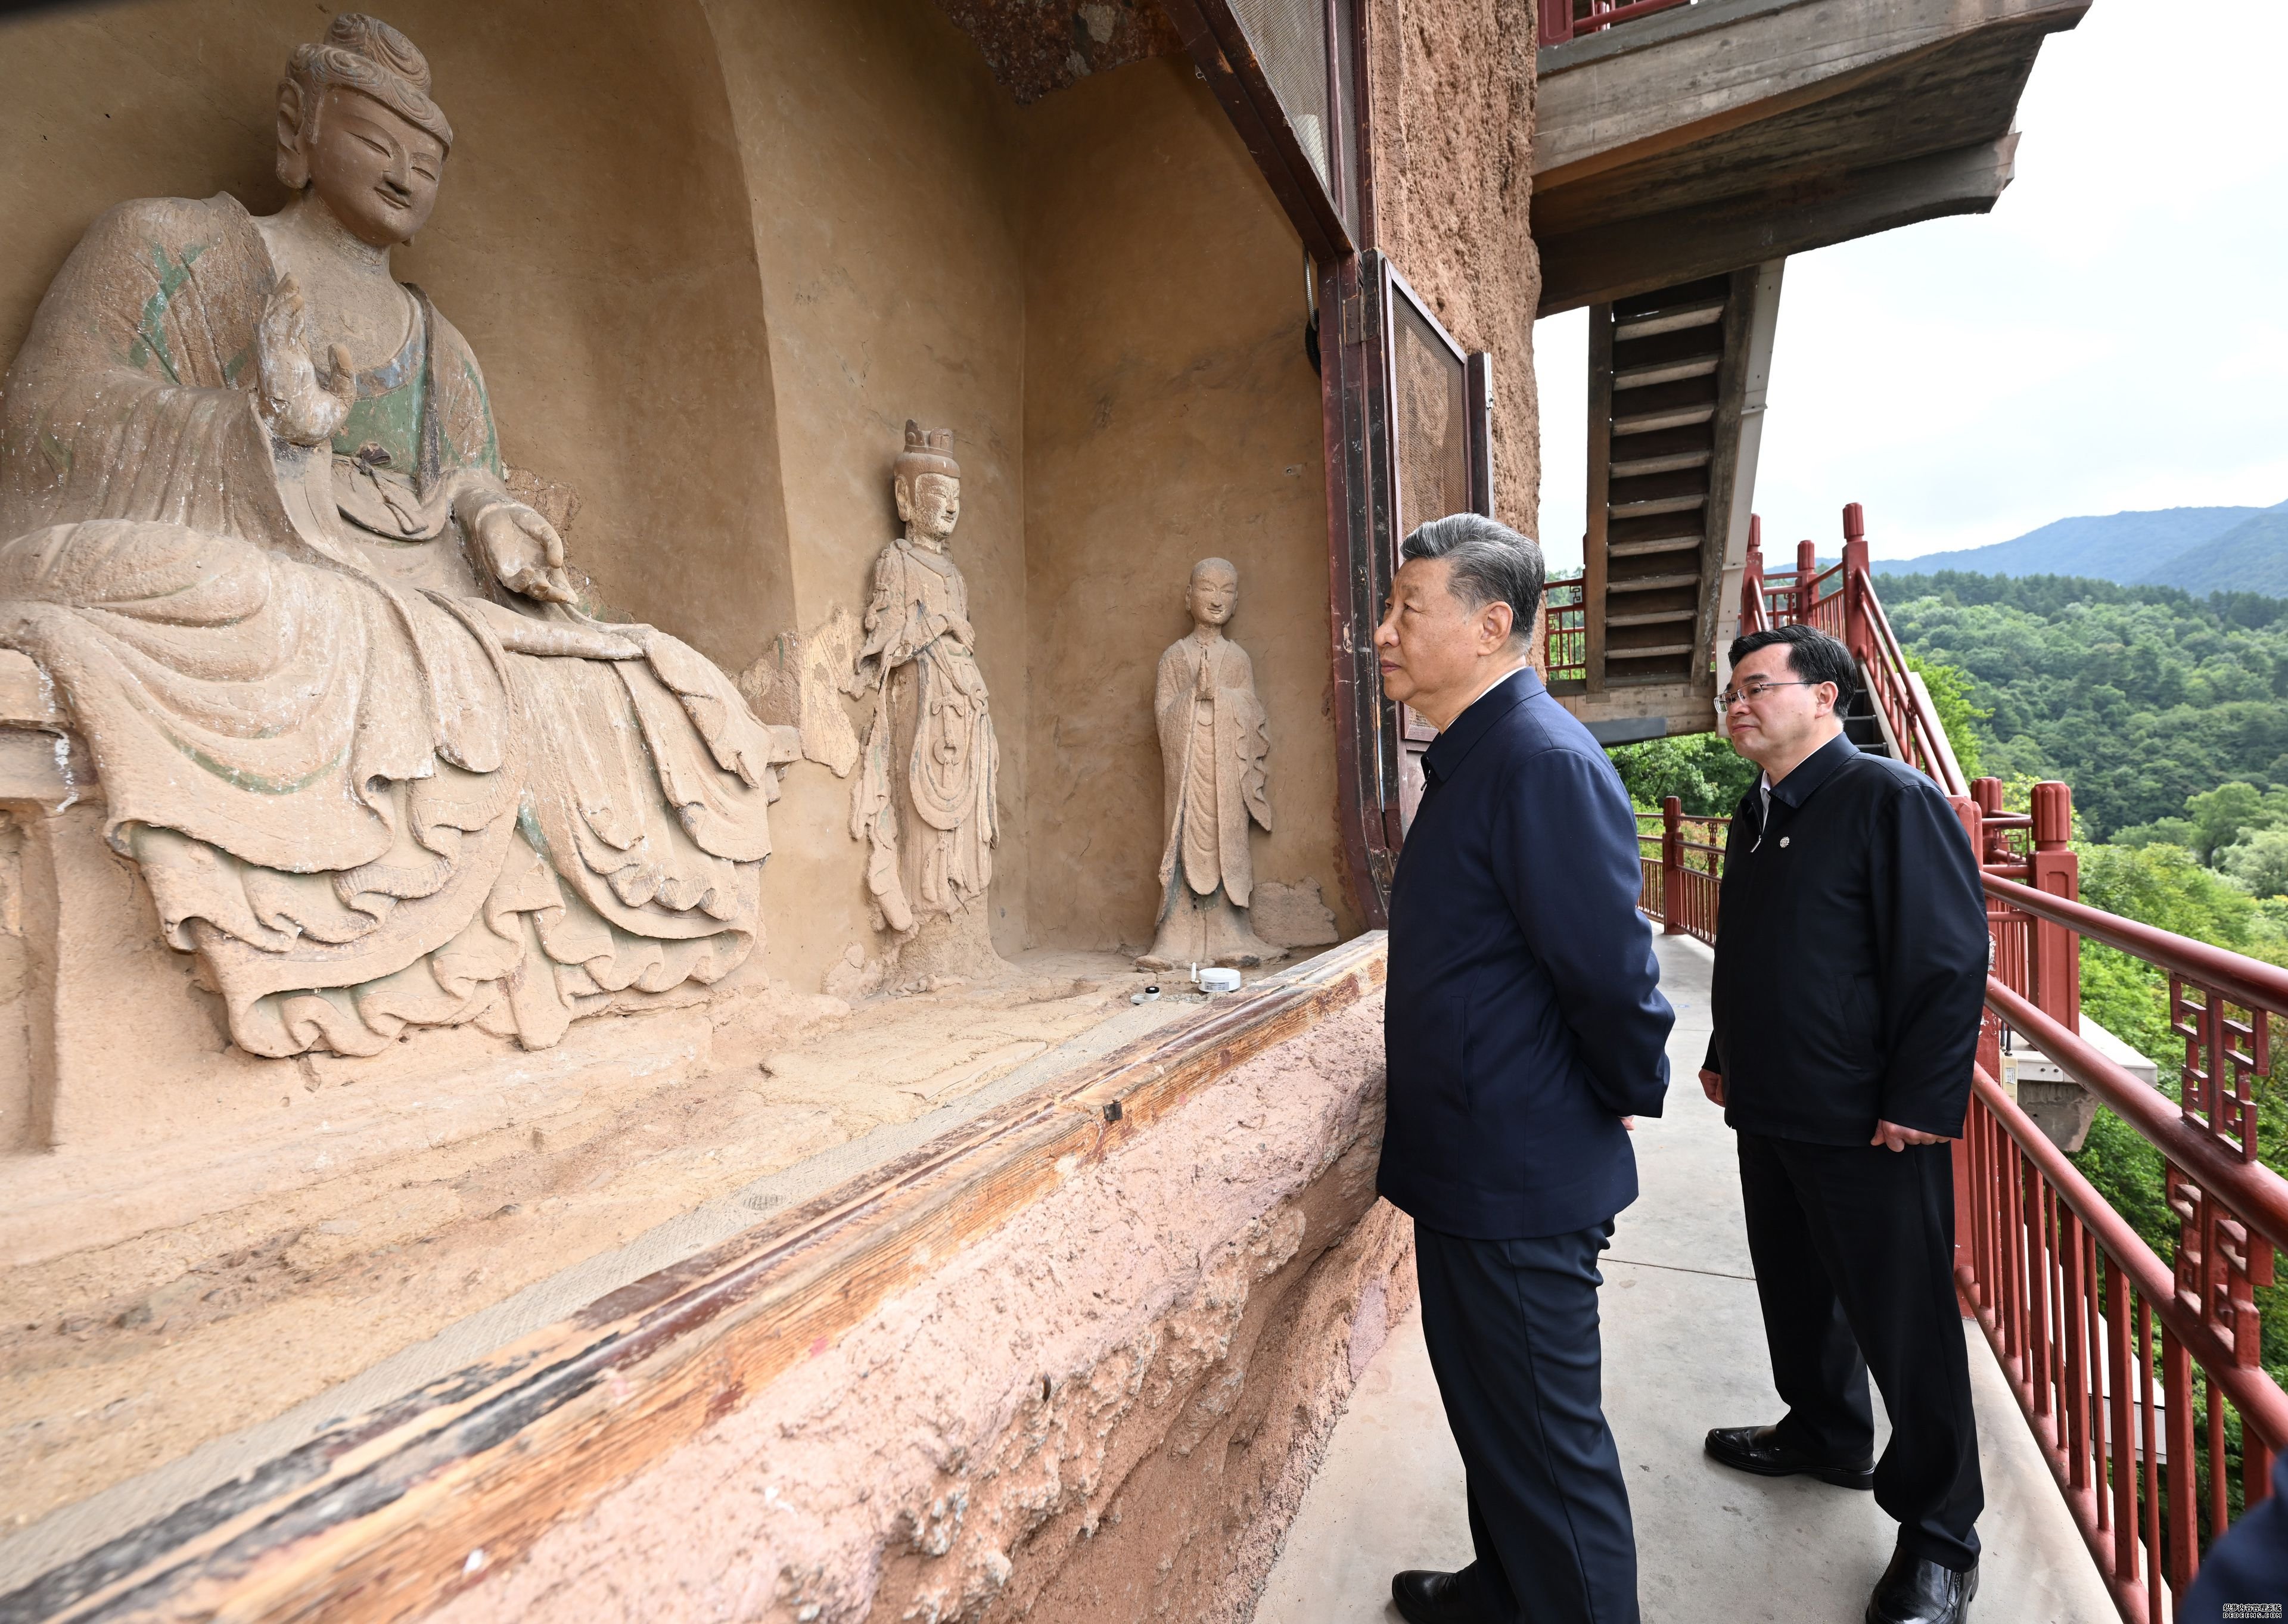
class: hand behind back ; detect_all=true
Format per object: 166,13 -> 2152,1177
1871,1119 -> 1948,1152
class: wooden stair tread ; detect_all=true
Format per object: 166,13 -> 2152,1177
1612,298 -> 1726,340
1613,357 -> 1719,389
1611,449 -> 1712,478
1613,405 -> 1714,434
1608,493 -> 1705,518
1608,534 -> 1702,558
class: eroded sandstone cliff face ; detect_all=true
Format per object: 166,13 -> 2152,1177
1369,0 -> 1542,537
427,995 -> 1405,1624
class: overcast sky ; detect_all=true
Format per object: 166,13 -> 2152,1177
1532,0 -> 2288,571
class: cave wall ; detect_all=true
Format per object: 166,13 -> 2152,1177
0,0 -> 797,672
1019,56 -> 1359,956
1366,0 -> 1543,539
699,0 -> 1035,972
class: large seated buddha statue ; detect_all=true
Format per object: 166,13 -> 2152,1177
0,14 -> 796,1059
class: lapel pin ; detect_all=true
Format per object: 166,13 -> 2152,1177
1779,836 -> 1790,848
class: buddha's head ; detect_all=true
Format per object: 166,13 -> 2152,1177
894,422 -> 962,543
275,14 -> 454,248
1186,558 -> 1239,628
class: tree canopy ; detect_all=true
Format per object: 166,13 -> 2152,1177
1879,572 -> 2288,836
1606,732 -> 1757,817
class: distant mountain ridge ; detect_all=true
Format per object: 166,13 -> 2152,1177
1872,502 -> 2288,589
2155,509 -> 2288,596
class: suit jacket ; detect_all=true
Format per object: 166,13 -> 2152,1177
1702,730 -> 1989,1144
1378,667 -> 1674,1239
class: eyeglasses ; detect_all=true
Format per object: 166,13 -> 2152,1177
1719,679 -> 1820,708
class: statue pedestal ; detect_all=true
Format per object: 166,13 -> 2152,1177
1137,883 -> 1285,971
891,898 -> 1006,987
0,651 -> 809,1265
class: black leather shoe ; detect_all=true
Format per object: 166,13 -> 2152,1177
1391,1569 -> 1482,1624
1864,1548 -> 1978,1623
1704,1423 -> 1875,1489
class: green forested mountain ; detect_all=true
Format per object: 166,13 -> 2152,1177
2149,509 -> 2288,596
1879,572 -> 2288,836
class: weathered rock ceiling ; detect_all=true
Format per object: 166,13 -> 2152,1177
930,0 -> 1185,104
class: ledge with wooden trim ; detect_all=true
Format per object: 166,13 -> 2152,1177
7,933 -> 1389,1624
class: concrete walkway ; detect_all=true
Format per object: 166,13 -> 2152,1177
1255,934 -> 2115,1624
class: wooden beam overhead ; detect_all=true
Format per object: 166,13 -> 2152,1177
1537,135 -> 2015,317
1533,0 -> 2087,186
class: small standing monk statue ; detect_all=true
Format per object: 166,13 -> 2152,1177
1138,558 -> 1281,970
847,423 -> 1002,977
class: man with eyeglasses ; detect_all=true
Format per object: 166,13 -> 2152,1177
1698,624 -> 1989,1624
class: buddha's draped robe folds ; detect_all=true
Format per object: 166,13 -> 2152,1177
849,537 -> 997,935
0,194 -> 794,1057
1154,635 -> 1270,905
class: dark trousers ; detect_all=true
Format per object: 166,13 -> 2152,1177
1737,1130 -> 1984,1570
1414,1221 -> 1639,1624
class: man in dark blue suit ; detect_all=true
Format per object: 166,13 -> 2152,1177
1377,514 -> 1675,1624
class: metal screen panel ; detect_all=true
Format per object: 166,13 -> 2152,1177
1228,0 -> 1332,188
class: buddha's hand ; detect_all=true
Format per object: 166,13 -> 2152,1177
469,498 -> 576,604
255,275 -> 357,447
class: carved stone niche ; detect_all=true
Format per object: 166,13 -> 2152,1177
0,13 -> 805,1191
0,676 -> 808,1272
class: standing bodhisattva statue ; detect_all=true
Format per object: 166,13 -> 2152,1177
0,14 -> 797,1058
847,424 -> 1000,973
1138,558 -> 1280,970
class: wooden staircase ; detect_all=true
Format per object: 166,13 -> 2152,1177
1565,265 -> 1782,743
1842,671 -> 1890,756
1594,275 -> 1726,687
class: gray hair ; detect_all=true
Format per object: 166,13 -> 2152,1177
1400,514 -> 1545,647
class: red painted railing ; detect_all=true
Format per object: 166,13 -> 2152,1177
1964,861 -> 2286,1619
1539,0 -> 1695,46
1637,798 -> 1725,947
1635,812 -> 1665,920
1544,575 -> 1588,685
1706,502 -> 2288,1617
1737,516 -> 1773,637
